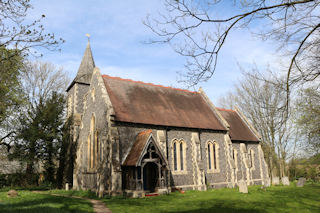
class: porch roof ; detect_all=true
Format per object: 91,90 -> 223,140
123,130 -> 153,166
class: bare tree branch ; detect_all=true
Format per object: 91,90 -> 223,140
145,0 -> 320,97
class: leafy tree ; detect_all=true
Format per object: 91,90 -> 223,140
0,0 -> 64,150
295,87 -> 320,153
56,116 -> 75,188
8,61 -> 68,184
12,92 -> 65,184
288,153 -> 320,181
0,47 -> 24,151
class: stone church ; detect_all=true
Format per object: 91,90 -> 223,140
67,42 -> 269,197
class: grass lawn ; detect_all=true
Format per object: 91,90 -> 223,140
103,183 -> 320,213
1,183 -> 319,213
0,190 -> 94,213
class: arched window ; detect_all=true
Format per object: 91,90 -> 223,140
173,142 -> 177,171
213,143 -> 217,170
248,149 -> 254,169
95,130 -> 99,166
172,139 -> 187,172
180,142 -> 184,170
207,141 -> 219,172
88,115 -> 97,169
87,134 -> 91,168
233,148 -> 238,169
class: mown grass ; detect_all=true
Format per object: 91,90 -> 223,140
0,190 -> 94,213
48,189 -> 98,199
104,183 -> 320,213
1,183 -> 319,213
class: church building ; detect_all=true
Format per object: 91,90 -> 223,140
67,42 -> 269,197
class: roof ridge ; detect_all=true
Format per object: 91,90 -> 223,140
216,107 -> 236,112
102,74 -> 198,94
138,129 -> 152,136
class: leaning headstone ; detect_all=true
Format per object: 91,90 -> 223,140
7,190 -> 18,198
272,177 -> 280,185
281,176 -> 290,186
297,178 -> 306,187
238,180 -> 248,193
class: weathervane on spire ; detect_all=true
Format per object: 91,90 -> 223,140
85,33 -> 91,42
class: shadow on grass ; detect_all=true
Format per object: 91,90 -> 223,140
104,194 -> 267,213
48,189 -> 98,199
104,185 -> 320,213
0,194 -> 93,213
0,186 -> 51,192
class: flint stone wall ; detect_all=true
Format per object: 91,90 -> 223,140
73,71 -> 112,191
200,131 -> 229,188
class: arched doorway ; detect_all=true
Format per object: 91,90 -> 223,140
143,162 -> 158,192
122,132 -> 168,193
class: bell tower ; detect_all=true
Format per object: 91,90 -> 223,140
66,38 -> 95,141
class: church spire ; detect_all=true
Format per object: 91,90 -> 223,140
73,40 -> 95,84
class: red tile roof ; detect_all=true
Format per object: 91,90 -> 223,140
102,75 -> 226,131
217,108 -> 259,142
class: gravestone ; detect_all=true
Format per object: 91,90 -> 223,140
7,190 -> 18,198
297,178 -> 306,187
281,176 -> 290,186
238,180 -> 248,193
65,183 -> 70,191
272,177 -> 280,185
264,178 -> 271,187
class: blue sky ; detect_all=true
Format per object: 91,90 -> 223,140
27,0 -> 284,105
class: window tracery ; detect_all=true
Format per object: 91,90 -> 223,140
172,139 -> 187,173
207,141 -> 219,172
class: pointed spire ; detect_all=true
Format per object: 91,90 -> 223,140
73,40 -> 95,84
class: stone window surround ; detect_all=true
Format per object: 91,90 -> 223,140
171,138 -> 188,175
233,148 -> 238,170
88,113 -> 100,170
248,148 -> 255,170
206,140 -> 220,173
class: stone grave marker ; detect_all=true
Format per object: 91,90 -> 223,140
272,177 -> 280,185
264,178 -> 271,187
238,180 -> 248,193
65,183 -> 70,191
281,176 -> 290,186
297,178 -> 306,187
